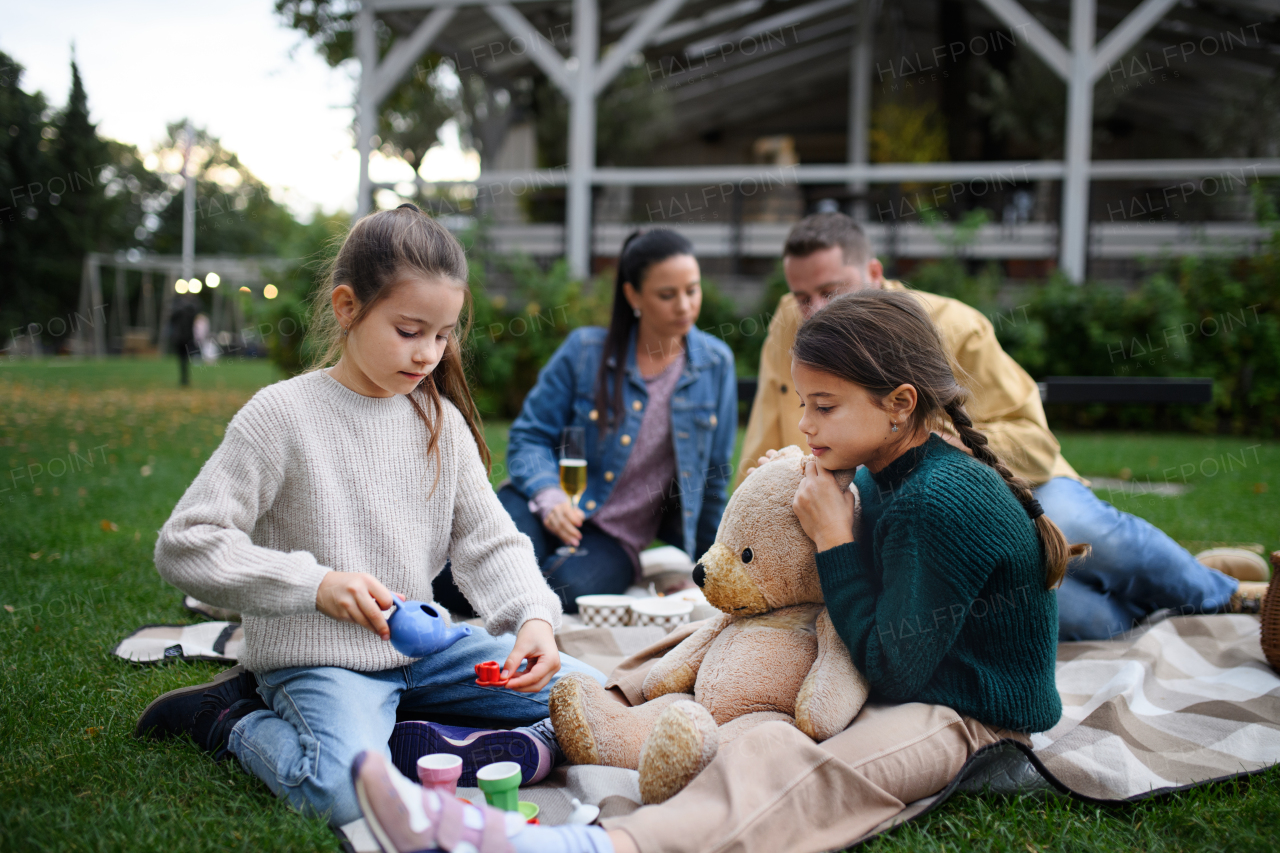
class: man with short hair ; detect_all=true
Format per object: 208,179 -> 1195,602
741,212 -> 1267,640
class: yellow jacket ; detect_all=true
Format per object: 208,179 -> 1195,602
738,282 -> 1080,488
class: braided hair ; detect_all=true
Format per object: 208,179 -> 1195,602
792,289 -> 1086,588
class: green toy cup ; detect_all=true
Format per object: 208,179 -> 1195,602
475,761 -> 522,812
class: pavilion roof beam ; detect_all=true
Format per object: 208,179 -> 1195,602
370,7 -> 457,105
594,0 -> 688,94
651,0 -> 765,48
369,0 -> 543,10
973,0 -> 1071,79
683,0 -> 853,58
670,31 -> 852,103
484,3 -> 575,96
1091,0 -> 1181,81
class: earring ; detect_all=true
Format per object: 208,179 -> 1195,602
890,422 -> 899,433
340,325 -> 349,337
633,307 -> 641,318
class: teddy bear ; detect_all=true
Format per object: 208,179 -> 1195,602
550,448 -> 870,804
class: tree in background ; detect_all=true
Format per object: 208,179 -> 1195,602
0,52 -> 330,354
0,54 -> 158,351
145,122 -> 301,258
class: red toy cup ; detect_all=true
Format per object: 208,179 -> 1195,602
474,661 -> 509,687
417,754 -> 463,797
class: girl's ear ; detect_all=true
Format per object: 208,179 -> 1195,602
883,383 -> 918,421
331,284 -> 358,331
622,281 -> 641,312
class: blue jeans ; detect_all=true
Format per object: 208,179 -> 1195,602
227,630 -> 606,826
437,485 -> 635,615
1035,477 -> 1238,641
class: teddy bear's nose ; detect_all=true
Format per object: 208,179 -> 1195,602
692,563 -> 706,588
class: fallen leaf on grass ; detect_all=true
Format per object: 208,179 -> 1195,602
100,520 -> 118,532
1254,482 -> 1269,494
85,726 -> 103,738
29,551 -> 41,560
3,605 -> 13,612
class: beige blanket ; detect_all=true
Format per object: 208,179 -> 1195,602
120,615 -> 1279,851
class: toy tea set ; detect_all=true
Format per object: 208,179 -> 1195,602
385,598 -> 601,826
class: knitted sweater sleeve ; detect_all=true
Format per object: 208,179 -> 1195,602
153,413 -> 330,618
817,495 -> 991,701
443,405 -> 563,635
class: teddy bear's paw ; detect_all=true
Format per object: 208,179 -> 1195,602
638,700 -> 720,804
550,673 -> 675,769
550,673 -> 607,766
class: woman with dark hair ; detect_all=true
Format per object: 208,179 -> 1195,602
441,229 -> 736,613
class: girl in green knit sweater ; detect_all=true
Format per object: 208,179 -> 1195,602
787,289 -> 1085,734
351,288 -> 1086,853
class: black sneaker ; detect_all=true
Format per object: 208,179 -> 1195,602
134,665 -> 267,759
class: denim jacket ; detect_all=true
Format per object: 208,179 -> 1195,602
507,326 -> 737,561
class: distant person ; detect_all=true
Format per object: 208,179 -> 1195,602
741,212 -> 1268,640
193,312 -> 219,363
135,205 -> 604,828
436,229 -> 736,614
168,292 -> 201,386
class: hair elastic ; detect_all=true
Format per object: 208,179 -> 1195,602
1025,499 -> 1045,520
397,202 -> 423,213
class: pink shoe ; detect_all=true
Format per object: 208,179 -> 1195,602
351,750 -> 520,853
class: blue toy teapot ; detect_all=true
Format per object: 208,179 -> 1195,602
386,599 -> 472,657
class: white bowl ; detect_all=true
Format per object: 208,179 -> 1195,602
630,597 -> 694,632
575,594 -> 635,627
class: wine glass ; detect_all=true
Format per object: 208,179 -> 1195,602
556,426 -> 588,557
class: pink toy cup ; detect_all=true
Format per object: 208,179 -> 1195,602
417,754 -> 463,796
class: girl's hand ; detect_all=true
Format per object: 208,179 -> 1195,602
744,446 -> 803,478
316,571 -> 397,640
543,501 -> 585,547
793,457 -> 856,552
502,619 -> 561,693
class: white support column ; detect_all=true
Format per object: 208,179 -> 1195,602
356,5 -> 378,219
141,272 -> 155,344
181,120 -> 196,281
157,268 -> 175,355
848,0 -> 876,220
88,260 -> 106,358
975,0 -> 1178,281
114,265 -> 127,345
567,0 -> 598,280
1059,0 -> 1094,282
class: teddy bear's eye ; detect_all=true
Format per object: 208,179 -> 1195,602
741,547 -> 753,564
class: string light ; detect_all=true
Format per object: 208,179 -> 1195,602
188,278 -> 203,294
264,284 -> 278,299
206,272 -> 220,288
174,279 -> 188,294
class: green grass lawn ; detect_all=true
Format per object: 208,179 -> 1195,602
1,357 -> 1277,852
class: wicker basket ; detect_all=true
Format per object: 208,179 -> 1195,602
1261,551 -> 1280,672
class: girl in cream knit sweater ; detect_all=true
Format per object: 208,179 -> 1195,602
136,206 -> 604,828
